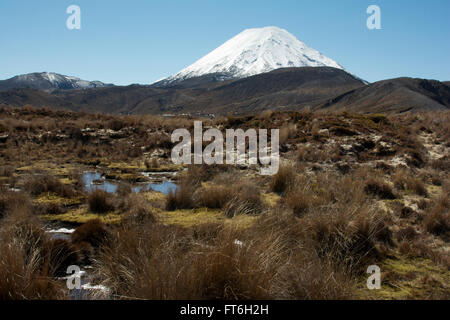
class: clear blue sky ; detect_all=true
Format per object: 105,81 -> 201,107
1,0 -> 449,85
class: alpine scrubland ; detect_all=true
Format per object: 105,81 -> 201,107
0,106 -> 448,300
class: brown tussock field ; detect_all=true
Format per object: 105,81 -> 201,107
0,106 -> 449,300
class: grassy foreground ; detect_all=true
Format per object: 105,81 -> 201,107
0,106 -> 448,300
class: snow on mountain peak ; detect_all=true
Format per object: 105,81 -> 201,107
164,26 -> 343,83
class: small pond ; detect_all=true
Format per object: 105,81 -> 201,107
82,172 -> 177,195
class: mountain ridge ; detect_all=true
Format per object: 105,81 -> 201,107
0,67 -> 364,114
0,72 -> 114,92
318,77 -> 450,113
1,70 -> 448,115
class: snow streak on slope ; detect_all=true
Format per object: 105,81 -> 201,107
164,26 -> 343,83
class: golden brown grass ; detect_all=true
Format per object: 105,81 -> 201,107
0,209 -> 76,300
93,214 -> 355,300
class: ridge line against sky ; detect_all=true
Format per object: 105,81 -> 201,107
0,0 -> 449,86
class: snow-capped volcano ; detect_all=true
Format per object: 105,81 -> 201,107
161,26 -> 343,84
0,72 -> 113,92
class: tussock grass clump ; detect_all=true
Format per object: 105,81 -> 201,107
0,209 -> 73,299
398,238 -> 448,267
273,169 -> 392,273
0,191 -> 31,219
190,222 -> 224,245
193,177 -> 264,215
194,185 -> 233,209
303,208 -> 392,272
423,192 -> 449,238
0,236 -> 64,300
0,165 -> 14,177
184,164 -> 234,187
297,145 -> 327,162
94,223 -> 283,300
271,250 -> 354,300
430,156 -> 450,171
71,219 -> 111,248
115,182 -> 132,197
46,239 -> 82,276
286,190 -> 311,217
409,179 -> 428,197
37,201 -> 65,215
93,223 -> 202,299
144,158 -> 160,171
396,226 -> 419,242
279,123 -> 297,145
223,181 -> 264,218
88,189 -> 114,213
199,230 -> 286,300
166,182 -> 194,211
23,174 -> 76,197
163,165 -> 227,211
406,148 -> 427,168
330,126 -> 358,136
269,164 -> 296,194
121,194 -> 157,225
393,170 -> 428,196
364,178 -> 396,199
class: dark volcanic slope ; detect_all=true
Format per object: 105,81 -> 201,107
200,67 -> 364,114
318,78 -> 450,113
0,85 -> 173,114
0,67 -> 365,115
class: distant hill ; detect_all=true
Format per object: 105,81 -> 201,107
0,72 -> 113,92
317,78 -> 450,113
